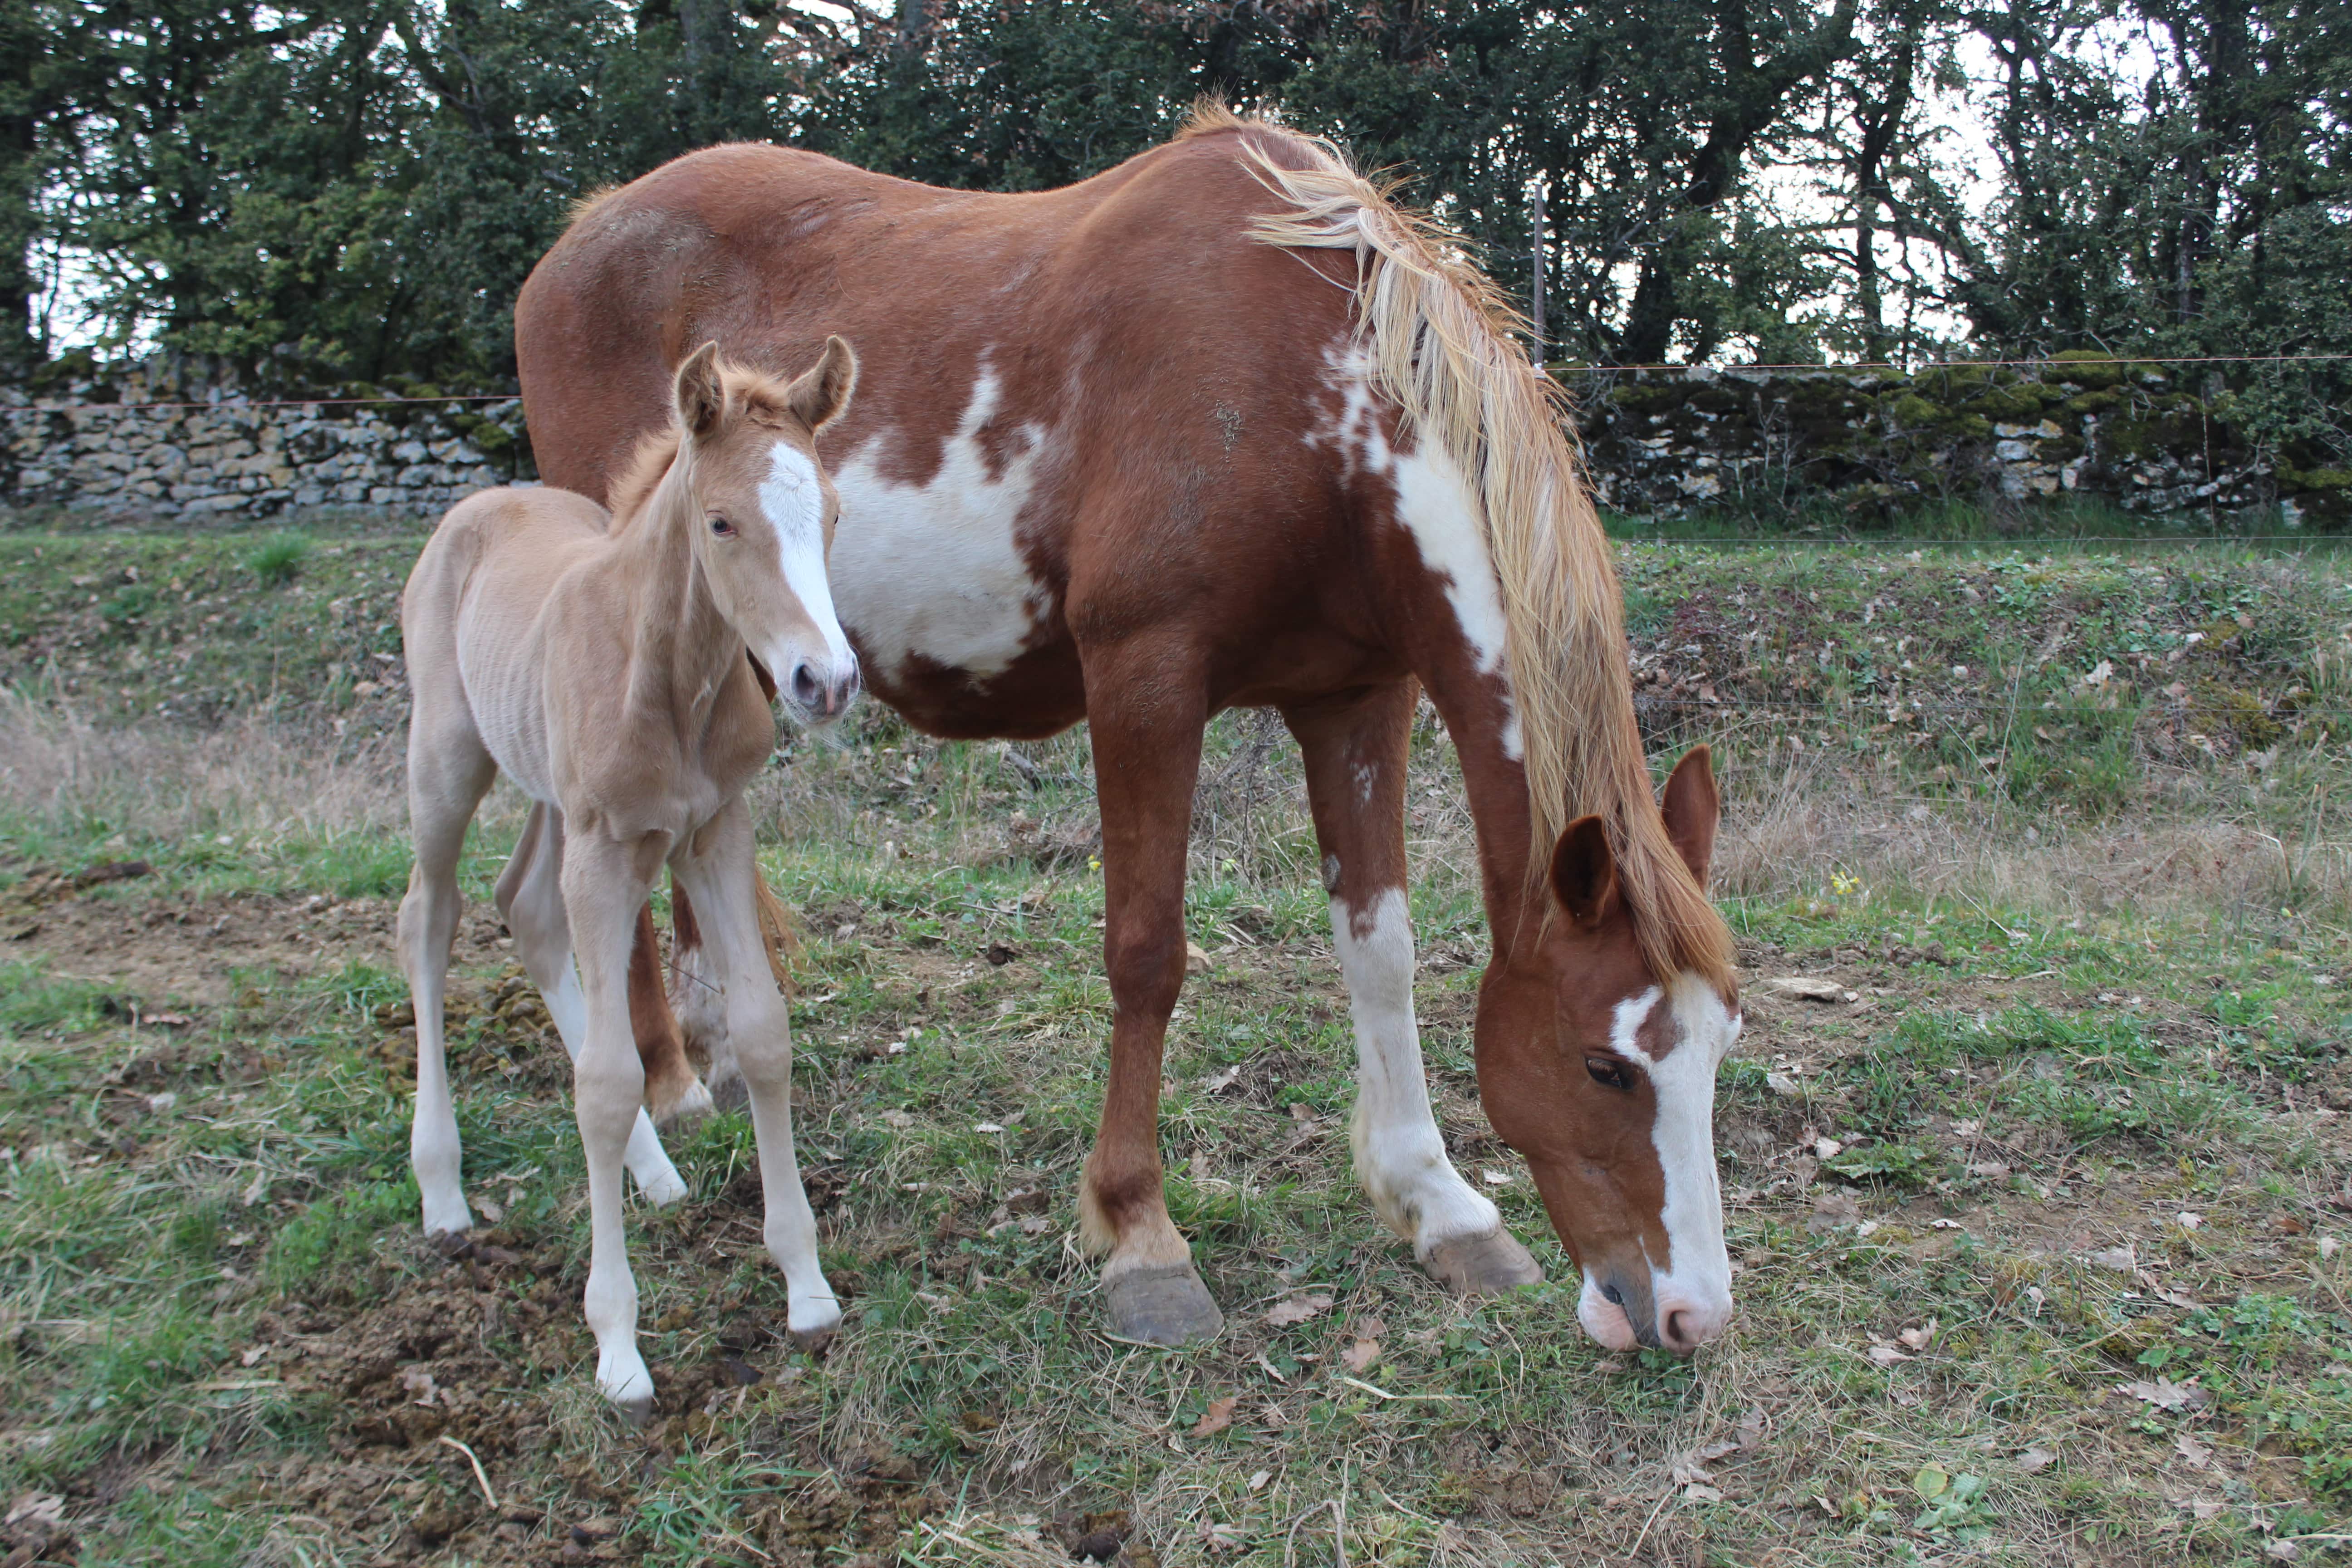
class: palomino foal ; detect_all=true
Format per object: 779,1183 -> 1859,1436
397,340 -> 859,1417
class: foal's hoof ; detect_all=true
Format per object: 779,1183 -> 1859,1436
787,1323 -> 837,1359
709,1073 -> 750,1113
1104,1264 -> 1225,1346
1425,1229 -> 1545,1295
598,1363 -> 656,1428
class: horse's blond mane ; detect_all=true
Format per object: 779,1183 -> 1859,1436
1190,102 -> 1735,994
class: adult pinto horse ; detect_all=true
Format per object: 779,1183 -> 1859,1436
515,107 -> 1743,1355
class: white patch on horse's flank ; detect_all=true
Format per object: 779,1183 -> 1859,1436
828,367 -> 1054,681
760,441 -> 851,669
1620,975 -> 1740,1340
1333,888 -> 1501,1252
1312,348 -> 1522,760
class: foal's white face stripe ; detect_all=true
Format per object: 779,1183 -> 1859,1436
760,441 -> 852,670
1615,975 -> 1739,1337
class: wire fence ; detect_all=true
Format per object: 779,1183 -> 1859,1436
9,350 -> 2349,416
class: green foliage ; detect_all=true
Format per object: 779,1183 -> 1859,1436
240,531 -> 309,587
15,0 -> 2351,428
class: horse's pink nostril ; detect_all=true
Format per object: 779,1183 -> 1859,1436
1656,1296 -> 1730,1352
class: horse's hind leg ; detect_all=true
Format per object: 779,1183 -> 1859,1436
671,799 -> 839,1349
1282,683 -> 1541,1295
401,720 -> 496,1238
666,888 -> 745,1107
494,803 -> 692,1205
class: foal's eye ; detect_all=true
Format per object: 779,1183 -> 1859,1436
708,515 -> 736,538
1585,1056 -> 1637,1092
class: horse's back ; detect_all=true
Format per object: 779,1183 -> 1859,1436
516,133 -> 1344,502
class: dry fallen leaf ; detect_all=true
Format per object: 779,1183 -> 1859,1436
878,1108 -> 914,1128
2119,1377 -> 2206,1411
974,1122 -> 1005,1134
1354,1314 -> 1388,1339
1898,1318 -> 1939,1352
1192,1396 -> 1238,1437
1247,1470 -> 1270,1492
2175,1432 -> 2212,1469
1765,975 -> 1848,1003
1340,1338 -> 1381,1373
5,1494 -> 64,1530
1264,1293 -> 1335,1328
1867,1343 -> 1911,1367
2016,1447 -> 2057,1475
1201,1064 -> 1241,1094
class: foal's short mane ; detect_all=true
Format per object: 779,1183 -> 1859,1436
1186,102 -> 1736,995
604,360 -> 813,536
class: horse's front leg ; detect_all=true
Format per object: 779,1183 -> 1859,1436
1075,638 -> 1224,1345
1283,684 -> 1542,1294
670,799 -> 839,1350
560,821 -> 671,1421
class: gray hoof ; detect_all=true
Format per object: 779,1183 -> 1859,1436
1104,1263 -> 1224,1346
788,1323 -> 836,1359
1425,1229 -> 1544,1295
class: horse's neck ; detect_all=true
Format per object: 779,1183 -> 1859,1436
606,468 -> 735,722
1383,489 -> 1549,954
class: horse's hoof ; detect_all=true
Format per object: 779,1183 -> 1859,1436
787,1323 -> 836,1359
1104,1263 -> 1224,1346
598,1362 -> 656,1427
421,1201 -> 474,1239
707,1073 -> 749,1113
1425,1229 -> 1544,1295
631,1164 -> 691,1207
648,1074 -> 713,1128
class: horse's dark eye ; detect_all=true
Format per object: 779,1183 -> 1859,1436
1586,1056 -> 1636,1092
709,515 -> 736,538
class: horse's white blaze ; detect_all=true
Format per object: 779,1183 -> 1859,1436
759,441 -> 853,672
1333,887 -> 1501,1251
1317,350 -> 1523,760
829,367 -> 1054,681
1622,976 -> 1739,1341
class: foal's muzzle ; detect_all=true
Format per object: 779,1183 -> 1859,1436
788,656 -> 860,722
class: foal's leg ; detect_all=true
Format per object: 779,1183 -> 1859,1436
494,803 -> 691,1205
400,730 -> 496,1238
670,800 -> 840,1348
1282,684 -> 1543,1294
561,823 -> 670,1420
1074,642 -> 1223,1345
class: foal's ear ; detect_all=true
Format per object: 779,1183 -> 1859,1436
784,335 -> 858,432
1660,745 -> 1720,890
673,341 -> 729,440
1549,815 -> 1619,928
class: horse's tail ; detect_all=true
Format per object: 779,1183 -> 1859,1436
753,873 -> 801,997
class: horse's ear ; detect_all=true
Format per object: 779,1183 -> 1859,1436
784,335 -> 858,431
1660,745 -> 1719,889
1549,815 -> 1619,928
673,341 -> 727,439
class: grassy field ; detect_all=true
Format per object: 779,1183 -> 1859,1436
3,515 -> 2351,1567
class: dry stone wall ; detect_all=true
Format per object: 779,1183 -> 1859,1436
5,353 -> 2344,525
1568,355 -> 2348,524
4,360 -> 533,520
